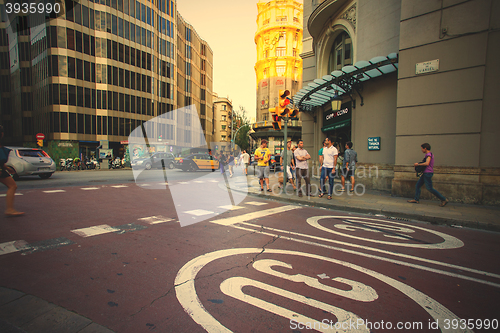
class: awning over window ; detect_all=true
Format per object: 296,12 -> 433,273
293,53 -> 398,111
321,119 -> 351,132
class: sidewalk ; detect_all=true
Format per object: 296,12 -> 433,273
237,167 -> 500,232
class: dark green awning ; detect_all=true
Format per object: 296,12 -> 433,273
321,119 -> 350,132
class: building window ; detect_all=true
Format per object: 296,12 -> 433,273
222,104 -> 226,111
221,135 -> 226,141
222,125 -> 226,131
222,115 -> 226,121
328,31 -> 352,72
276,47 -> 286,57
276,16 -> 287,22
276,66 -> 286,76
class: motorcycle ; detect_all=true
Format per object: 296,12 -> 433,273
60,159 -> 66,171
109,157 -> 122,169
65,158 -> 74,171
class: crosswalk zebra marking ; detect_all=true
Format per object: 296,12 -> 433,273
71,224 -> 120,238
185,209 -> 214,216
138,216 -> 174,224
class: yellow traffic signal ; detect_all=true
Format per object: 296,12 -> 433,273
271,114 -> 282,130
289,107 -> 299,120
277,90 -> 291,117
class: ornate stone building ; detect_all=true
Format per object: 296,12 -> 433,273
254,0 -> 303,154
296,0 -> 499,205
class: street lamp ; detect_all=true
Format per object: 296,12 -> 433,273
331,91 -> 342,111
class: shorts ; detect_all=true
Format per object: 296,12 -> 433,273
342,168 -> 354,178
244,163 -> 249,168
257,165 -> 270,179
0,168 -> 10,179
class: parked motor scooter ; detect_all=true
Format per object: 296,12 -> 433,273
109,157 -> 122,169
65,158 -> 74,171
60,159 -> 66,171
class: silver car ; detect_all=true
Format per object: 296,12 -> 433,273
5,147 -> 56,179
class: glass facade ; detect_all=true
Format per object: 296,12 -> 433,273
0,0 -> 213,159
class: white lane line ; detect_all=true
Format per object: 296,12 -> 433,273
42,190 -> 66,193
218,205 -> 244,210
111,185 -> 128,188
178,182 -> 189,185
138,184 -> 151,187
208,180 -> 219,183
158,182 -> 169,185
0,193 -> 23,196
245,201 -> 268,206
71,224 -> 120,237
185,209 -> 214,216
0,240 -> 29,256
81,187 -> 99,191
210,205 -> 301,226
138,216 -> 173,224
231,223 -> 500,288
193,181 -> 205,183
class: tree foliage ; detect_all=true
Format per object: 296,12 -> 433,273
232,106 -> 251,151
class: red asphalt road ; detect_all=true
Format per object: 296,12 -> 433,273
1,182 -> 499,332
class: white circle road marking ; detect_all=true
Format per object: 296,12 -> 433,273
307,216 -> 464,249
175,248 -> 470,333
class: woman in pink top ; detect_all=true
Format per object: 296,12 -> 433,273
408,143 -> 448,206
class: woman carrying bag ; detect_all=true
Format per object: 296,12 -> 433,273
0,125 -> 24,217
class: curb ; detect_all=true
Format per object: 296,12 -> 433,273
232,185 -> 500,233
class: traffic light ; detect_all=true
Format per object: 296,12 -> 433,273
37,139 -> 43,147
289,107 -> 299,120
277,90 -> 291,117
271,114 -> 281,130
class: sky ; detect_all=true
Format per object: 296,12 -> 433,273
176,0 -> 259,121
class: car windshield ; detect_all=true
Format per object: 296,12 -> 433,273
18,150 -> 45,157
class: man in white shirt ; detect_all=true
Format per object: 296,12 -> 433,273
294,140 -> 314,197
240,150 -> 250,175
319,137 -> 338,199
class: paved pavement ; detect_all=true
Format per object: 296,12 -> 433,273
1,167 -> 499,332
241,167 -> 500,232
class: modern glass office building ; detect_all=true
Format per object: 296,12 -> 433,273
0,0 -> 213,161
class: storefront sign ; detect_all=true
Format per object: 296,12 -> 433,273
416,59 -> 439,75
58,142 -> 73,147
368,137 -> 381,150
323,101 -> 352,128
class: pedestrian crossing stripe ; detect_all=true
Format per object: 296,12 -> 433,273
218,205 -> 244,210
71,224 -> 120,237
0,240 -> 29,256
245,201 -> 268,206
42,190 -> 66,193
185,209 -> 214,216
81,187 -> 99,190
138,216 -> 174,224
111,185 -> 128,188
0,193 -> 23,196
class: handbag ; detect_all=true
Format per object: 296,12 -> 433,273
414,154 -> 431,177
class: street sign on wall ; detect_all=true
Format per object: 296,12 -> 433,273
368,137 -> 380,151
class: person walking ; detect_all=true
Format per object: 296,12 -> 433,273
0,125 -> 24,217
254,140 -> 272,192
341,141 -> 357,192
219,152 -> 226,174
280,141 -> 297,191
226,152 -> 235,178
294,140 -> 314,197
240,150 -> 250,175
319,137 -> 338,199
408,143 -> 448,206
291,145 -> 297,181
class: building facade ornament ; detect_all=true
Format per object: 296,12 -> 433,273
339,3 -> 357,32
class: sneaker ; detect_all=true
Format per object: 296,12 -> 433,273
440,200 -> 448,207
339,188 -> 346,192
